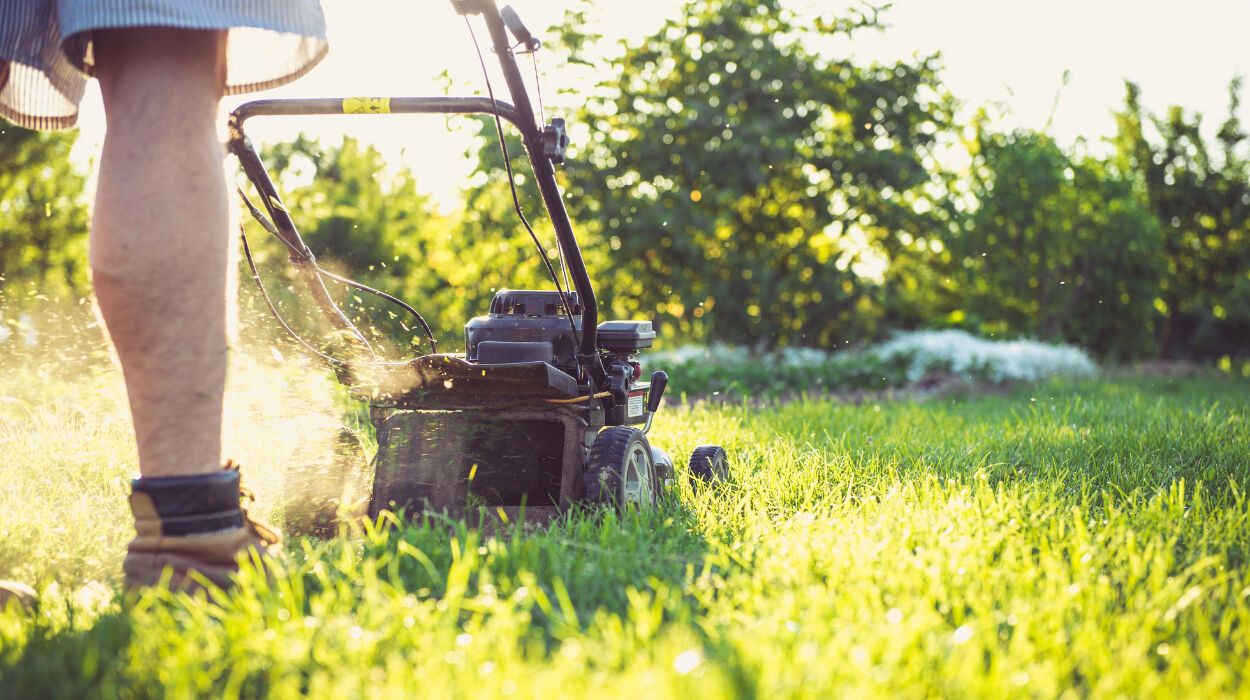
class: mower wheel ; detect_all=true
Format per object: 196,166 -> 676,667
651,446 -> 676,487
585,426 -> 659,509
688,445 -> 729,484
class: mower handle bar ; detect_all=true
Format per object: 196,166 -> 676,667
226,0 -> 608,389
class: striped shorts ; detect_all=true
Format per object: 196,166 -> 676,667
0,0 -> 327,130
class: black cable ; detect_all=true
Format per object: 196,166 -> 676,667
238,186 -> 438,354
516,42 -> 572,297
529,50 -> 547,125
240,223 -> 346,367
238,187 -> 297,252
239,222 -> 421,370
464,17 -> 582,353
315,267 -> 438,354
528,48 -> 574,296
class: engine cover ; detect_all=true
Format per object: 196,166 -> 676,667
465,290 -> 582,375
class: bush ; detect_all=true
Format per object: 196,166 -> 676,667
951,126 -> 1164,360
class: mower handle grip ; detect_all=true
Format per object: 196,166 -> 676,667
501,6 -> 541,51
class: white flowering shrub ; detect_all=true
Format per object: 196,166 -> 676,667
647,330 -> 1098,396
870,330 -> 1099,384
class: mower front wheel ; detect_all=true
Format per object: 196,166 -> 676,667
688,445 -> 729,484
585,426 -> 659,509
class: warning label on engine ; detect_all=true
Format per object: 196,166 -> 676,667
627,393 -> 645,418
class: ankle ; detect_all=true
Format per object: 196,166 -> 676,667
130,468 -> 243,536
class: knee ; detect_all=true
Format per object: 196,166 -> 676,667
94,28 -> 227,122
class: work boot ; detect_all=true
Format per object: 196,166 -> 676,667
124,461 -> 281,593
0,580 -> 35,613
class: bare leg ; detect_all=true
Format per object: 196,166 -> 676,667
91,29 -> 229,478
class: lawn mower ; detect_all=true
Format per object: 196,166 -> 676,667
227,0 -> 728,524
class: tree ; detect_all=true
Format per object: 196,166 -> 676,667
953,122 -> 1164,359
546,0 -> 954,348
447,117 -> 595,328
1113,80 -> 1250,360
0,127 -> 90,302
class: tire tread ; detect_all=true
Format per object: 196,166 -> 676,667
688,444 -> 729,483
585,426 -> 651,506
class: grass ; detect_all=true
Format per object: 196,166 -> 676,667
0,347 -> 1248,697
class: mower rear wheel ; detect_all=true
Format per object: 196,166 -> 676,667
688,445 -> 729,484
585,426 -> 659,509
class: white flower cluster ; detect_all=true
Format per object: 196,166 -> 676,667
776,346 -> 830,368
649,329 -> 1098,386
869,329 -> 1099,383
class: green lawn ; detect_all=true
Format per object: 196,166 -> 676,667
1,357 -> 1248,697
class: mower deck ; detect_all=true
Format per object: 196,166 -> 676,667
369,405 -> 588,522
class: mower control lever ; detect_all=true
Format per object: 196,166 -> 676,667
642,370 -> 668,435
542,118 -> 569,164
647,371 -> 668,413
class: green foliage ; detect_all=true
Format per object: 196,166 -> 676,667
8,3 -> 1249,366
247,135 -> 462,355
250,129 -> 585,357
1113,80 -> 1250,360
558,0 -> 954,348
2,371 -> 1250,696
0,126 -> 90,302
649,330 -> 1099,397
952,124 -> 1164,359
654,346 -> 910,397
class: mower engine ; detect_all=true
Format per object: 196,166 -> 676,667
465,289 -> 656,424
465,289 -> 586,377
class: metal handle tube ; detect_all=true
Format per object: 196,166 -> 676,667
229,96 -> 525,130
476,2 -> 606,386
229,133 -> 375,355
226,96 -> 529,359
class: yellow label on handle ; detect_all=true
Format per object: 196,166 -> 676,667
342,97 -> 392,114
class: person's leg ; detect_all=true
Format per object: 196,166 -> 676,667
90,28 -> 279,591
91,28 -> 229,479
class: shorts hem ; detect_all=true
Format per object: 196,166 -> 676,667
224,40 -> 328,97
0,101 -> 78,130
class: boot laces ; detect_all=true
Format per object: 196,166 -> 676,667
224,460 -> 282,546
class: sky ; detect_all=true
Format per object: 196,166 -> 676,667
71,0 -> 1250,205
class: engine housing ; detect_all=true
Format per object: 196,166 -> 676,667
465,290 -> 583,376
